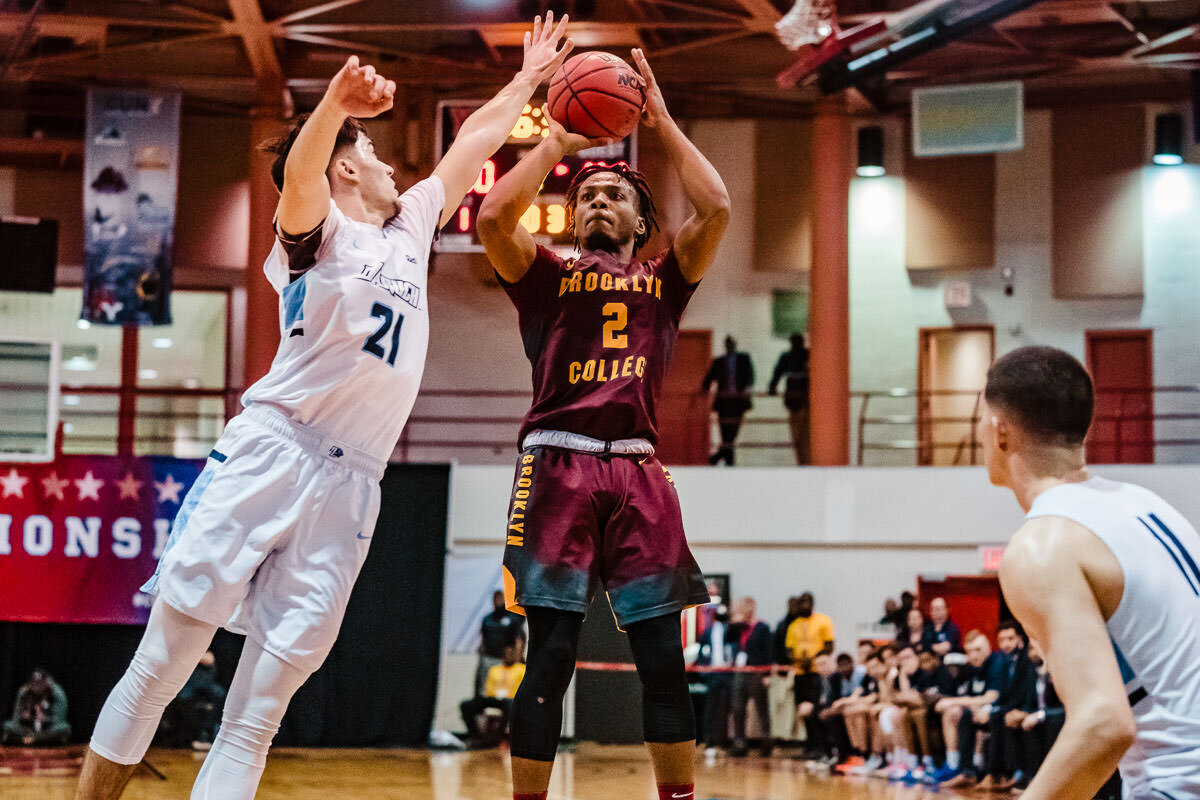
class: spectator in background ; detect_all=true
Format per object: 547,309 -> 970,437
896,607 -> 929,653
932,630 -> 1003,783
773,597 -> 803,666
728,597 -> 773,757
967,621 -> 1035,792
941,624 -> 1028,788
815,653 -> 860,762
703,335 -> 754,466
854,640 -> 874,685
785,593 -> 835,671
1004,639 -> 1063,791
768,333 -> 810,465
768,597 -> 803,744
697,604 -> 736,758
3,667 -> 70,746
476,590 -> 525,697
795,651 -> 838,761
460,641 -> 525,747
927,597 -> 962,656
161,651 -> 226,750
879,591 -> 914,632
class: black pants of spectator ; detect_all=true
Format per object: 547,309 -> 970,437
1011,710 -> 1065,781
957,710 -> 1011,779
801,708 -> 832,756
731,672 -> 770,749
460,696 -> 513,741
710,400 -> 748,466
704,674 -> 734,748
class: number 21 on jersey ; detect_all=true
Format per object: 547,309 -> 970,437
362,301 -> 404,366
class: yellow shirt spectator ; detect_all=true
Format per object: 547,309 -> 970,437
785,613 -> 835,664
484,661 -> 525,699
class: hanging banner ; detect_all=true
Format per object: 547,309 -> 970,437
82,89 -> 181,326
0,455 -> 203,624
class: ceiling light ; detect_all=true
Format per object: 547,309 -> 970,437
63,395 -> 80,406
64,356 -> 96,371
1154,113 -> 1184,166
76,319 -> 91,330
152,337 -> 173,348
857,125 -> 885,177
139,369 -> 158,380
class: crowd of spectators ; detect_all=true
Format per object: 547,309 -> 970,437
693,590 -> 1102,796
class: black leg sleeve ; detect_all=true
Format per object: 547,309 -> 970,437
626,612 -> 697,744
509,608 -> 584,762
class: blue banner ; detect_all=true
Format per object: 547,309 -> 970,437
82,89 -> 180,326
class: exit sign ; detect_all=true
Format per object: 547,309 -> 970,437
979,545 -> 1006,572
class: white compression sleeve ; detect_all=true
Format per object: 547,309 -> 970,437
191,639 -> 310,800
90,600 -> 218,765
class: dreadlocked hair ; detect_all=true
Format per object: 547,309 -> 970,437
565,161 -> 658,253
259,114 -> 367,192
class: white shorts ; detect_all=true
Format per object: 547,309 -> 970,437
142,404 -> 385,674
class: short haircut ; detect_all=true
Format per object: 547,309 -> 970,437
878,644 -> 896,657
964,629 -> 989,647
260,114 -> 368,193
565,161 -> 658,253
997,619 -> 1025,639
984,346 -> 1094,446
866,652 -> 884,664
836,653 -> 854,664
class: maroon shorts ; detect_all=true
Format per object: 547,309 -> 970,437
502,445 -> 710,627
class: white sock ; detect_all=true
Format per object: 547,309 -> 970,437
947,751 -> 960,770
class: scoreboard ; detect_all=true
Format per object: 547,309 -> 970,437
433,100 -> 637,253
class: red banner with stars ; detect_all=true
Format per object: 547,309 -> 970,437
0,455 -> 204,624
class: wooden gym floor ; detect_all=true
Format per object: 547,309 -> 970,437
3,743 -> 976,799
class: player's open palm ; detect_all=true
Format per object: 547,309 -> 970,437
326,55 -> 395,119
522,12 -> 574,82
631,48 -> 668,127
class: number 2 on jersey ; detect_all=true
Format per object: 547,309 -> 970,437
602,302 -> 628,349
363,302 -> 404,366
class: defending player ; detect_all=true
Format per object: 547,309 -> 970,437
981,346 -> 1200,799
75,16 -> 574,800
477,49 -> 730,800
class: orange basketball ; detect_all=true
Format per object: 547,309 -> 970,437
547,51 -> 646,140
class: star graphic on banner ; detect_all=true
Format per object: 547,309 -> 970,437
116,471 -> 144,501
155,473 -> 185,504
1,468 -> 29,498
42,472 -> 69,500
74,470 -> 105,501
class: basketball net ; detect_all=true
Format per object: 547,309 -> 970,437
775,0 -> 838,50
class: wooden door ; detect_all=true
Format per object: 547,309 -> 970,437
656,330 -> 711,465
1087,330 -> 1153,464
917,326 -> 994,466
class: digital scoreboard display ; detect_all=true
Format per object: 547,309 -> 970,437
433,100 -> 637,253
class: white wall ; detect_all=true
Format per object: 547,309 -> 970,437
433,461 -> 1200,734
850,110 -> 1200,464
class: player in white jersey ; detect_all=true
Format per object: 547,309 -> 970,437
75,15 -> 575,800
979,346 -> 1200,800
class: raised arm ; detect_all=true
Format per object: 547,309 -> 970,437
432,13 -> 572,228
631,48 -> 730,284
999,518 -> 1135,800
276,56 -> 395,236
477,117 -> 605,283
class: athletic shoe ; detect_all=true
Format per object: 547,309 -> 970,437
903,768 -> 926,785
930,765 -> 958,783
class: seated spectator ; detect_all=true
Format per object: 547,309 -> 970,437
838,652 -> 888,774
159,651 -> 226,749
886,646 -> 936,778
815,653 -> 860,761
476,590 -> 525,698
927,597 -> 963,656
2,667 -> 70,746
1003,639 -> 1063,790
932,631 -> 1002,783
795,650 -> 837,760
460,641 -> 525,747
727,597 -> 773,757
942,622 -> 1031,789
896,607 -> 929,653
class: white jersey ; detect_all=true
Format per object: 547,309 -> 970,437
241,177 -> 445,462
1027,476 -> 1200,798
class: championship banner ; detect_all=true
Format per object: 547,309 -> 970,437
0,455 -> 203,624
82,89 -> 181,326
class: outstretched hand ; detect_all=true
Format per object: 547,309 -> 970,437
631,48 -> 669,128
522,12 -> 574,83
325,55 -> 395,119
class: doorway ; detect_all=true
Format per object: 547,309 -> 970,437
917,326 -> 995,466
1086,330 -> 1153,464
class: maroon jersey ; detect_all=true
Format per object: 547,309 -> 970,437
499,245 -> 698,445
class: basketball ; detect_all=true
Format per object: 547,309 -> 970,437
547,51 -> 646,140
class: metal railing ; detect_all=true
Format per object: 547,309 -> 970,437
6,383 -> 1200,466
